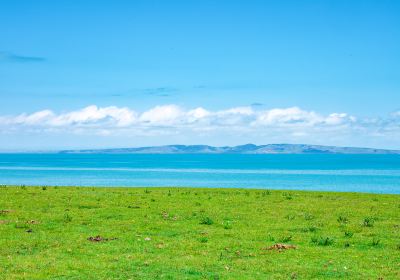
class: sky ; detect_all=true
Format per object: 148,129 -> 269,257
0,0 -> 399,150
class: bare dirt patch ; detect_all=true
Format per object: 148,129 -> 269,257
87,235 -> 117,242
262,243 -> 297,251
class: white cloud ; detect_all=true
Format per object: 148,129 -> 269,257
256,107 -> 321,126
0,104 -> 399,142
4,105 -> 137,128
324,113 -> 354,125
50,105 -> 137,127
187,107 -> 210,122
140,105 -> 183,125
15,110 -> 55,125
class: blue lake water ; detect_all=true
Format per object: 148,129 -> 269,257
0,154 -> 400,194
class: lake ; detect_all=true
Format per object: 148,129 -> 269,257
0,154 -> 400,194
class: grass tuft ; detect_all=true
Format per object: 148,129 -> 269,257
304,212 -> 314,220
311,236 -> 335,246
371,237 -> 381,247
362,217 -> 375,227
199,216 -> 214,225
337,215 -> 349,224
282,192 -> 293,200
280,235 -> 293,243
64,213 -> 72,223
199,237 -> 208,243
223,221 -> 232,229
344,230 -> 354,238
262,190 -> 271,196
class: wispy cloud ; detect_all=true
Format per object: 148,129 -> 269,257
142,87 -> 178,97
0,52 -> 46,63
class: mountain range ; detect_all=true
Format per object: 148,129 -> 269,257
59,144 -> 400,154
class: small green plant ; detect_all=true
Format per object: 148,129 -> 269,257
280,235 -> 293,243
301,226 -> 318,233
283,193 -> 293,200
64,213 -> 72,223
42,186 -> 47,190
213,274 -> 220,280
262,190 -> 271,196
362,217 -> 375,227
322,237 -> 335,246
144,189 -> 151,194
285,214 -> 295,220
200,216 -> 214,225
344,241 -> 351,248
199,237 -> 208,243
310,236 -> 317,244
311,236 -> 334,246
337,215 -> 348,224
344,231 -> 354,238
371,238 -> 380,246
20,185 -> 26,190
267,234 -> 275,241
307,225 -> 319,232
304,213 -> 314,220
223,221 -> 232,229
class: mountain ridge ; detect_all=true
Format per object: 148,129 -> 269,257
59,144 -> 400,154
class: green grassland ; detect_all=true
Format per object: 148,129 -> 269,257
0,186 -> 399,279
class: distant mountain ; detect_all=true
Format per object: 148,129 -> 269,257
59,144 -> 400,154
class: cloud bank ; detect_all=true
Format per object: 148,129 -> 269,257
1,105 -> 399,142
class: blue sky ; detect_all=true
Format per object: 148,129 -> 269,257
0,0 -> 400,150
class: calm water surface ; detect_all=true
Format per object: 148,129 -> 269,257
0,154 -> 399,193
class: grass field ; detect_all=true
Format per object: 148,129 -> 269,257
0,186 -> 399,279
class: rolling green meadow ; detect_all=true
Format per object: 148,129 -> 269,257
0,186 -> 399,279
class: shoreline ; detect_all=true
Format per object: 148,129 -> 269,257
2,185 -> 400,196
